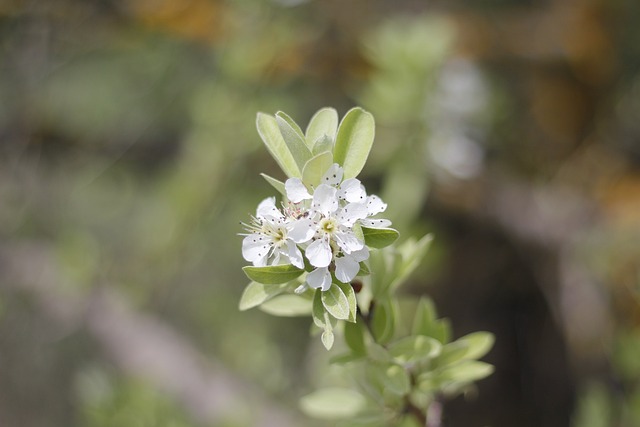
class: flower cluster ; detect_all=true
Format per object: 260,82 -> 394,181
242,164 -> 390,291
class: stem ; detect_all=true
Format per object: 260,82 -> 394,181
426,398 -> 443,427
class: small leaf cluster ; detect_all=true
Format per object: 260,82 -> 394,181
300,237 -> 495,425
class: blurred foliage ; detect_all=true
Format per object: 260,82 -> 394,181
1,0 -> 639,426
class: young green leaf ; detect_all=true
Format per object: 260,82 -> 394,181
242,264 -> 304,284
336,282 -> 358,323
362,227 -> 400,249
238,281 -> 287,311
300,388 -> 366,420
437,360 -> 494,383
312,134 -> 334,155
321,329 -> 335,350
259,294 -> 312,317
382,364 -> 411,396
260,173 -> 286,196
321,283 -> 350,320
334,107 -> 375,179
389,335 -> 442,364
256,113 -> 300,178
302,151 -> 334,188
305,107 -> 339,149
276,112 -> 313,172
455,332 -> 495,360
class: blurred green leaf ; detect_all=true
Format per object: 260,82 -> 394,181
300,388 -> 366,420
389,335 -> 441,364
371,298 -> 396,344
259,294 -> 312,317
362,227 -> 400,249
306,107 -> 339,149
334,107 -> 375,179
302,151 -> 334,188
322,283 -> 350,320
256,113 -> 301,178
437,360 -> 494,383
412,297 -> 450,344
242,264 -> 304,284
370,363 -> 411,396
238,281 -> 288,311
344,319 -> 367,356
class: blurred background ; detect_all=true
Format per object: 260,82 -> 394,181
1,0 -> 639,426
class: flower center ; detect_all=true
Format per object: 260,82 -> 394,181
319,218 -> 337,235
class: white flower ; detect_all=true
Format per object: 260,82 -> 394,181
241,197 -> 314,269
359,195 -> 392,228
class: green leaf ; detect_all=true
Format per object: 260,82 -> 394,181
259,294 -> 312,317
238,281 -> 287,311
389,335 -> 442,364
305,107 -> 338,149
300,388 -> 366,420
276,112 -> 313,172
411,296 -> 451,344
334,107 -> 375,179
256,113 -> 300,178
456,332 -> 495,360
389,234 -> 433,291
437,360 -> 494,383
302,151 -> 334,188
312,290 -> 327,328
362,227 -> 400,249
371,298 -> 396,344
242,264 -> 304,285
381,364 -> 411,396
322,283 -> 350,320
260,173 -> 286,196
336,282 -> 358,323
357,261 -> 370,276
321,329 -> 335,350
344,319 -> 367,355
312,134 -> 334,155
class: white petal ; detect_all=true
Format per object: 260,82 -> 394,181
338,178 -> 366,203
312,184 -> 338,216
287,218 -> 316,243
335,255 -> 360,283
320,163 -> 343,186
360,218 -> 392,228
365,195 -> 387,215
307,267 -> 332,291
257,197 -> 284,220
305,238 -> 333,267
285,178 -> 312,203
242,234 -> 271,262
286,240 -> 304,269
337,202 -> 368,227
334,231 -> 364,254
350,246 -> 370,262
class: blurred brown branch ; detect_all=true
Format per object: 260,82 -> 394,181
0,242 -> 301,427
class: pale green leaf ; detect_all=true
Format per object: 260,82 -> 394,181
276,112 -> 312,172
260,173 -> 286,196
437,360 -> 494,383
312,290 -> 326,328
362,227 -> 400,249
305,107 -> 338,149
302,151 -> 334,188
456,332 -> 495,360
411,295 -> 451,344
321,329 -> 335,350
389,335 -> 442,364
242,264 -> 304,285
312,134 -> 334,155
238,281 -> 287,311
259,294 -> 312,317
334,107 -> 375,179
256,113 -> 300,178
322,283 -> 350,320
383,364 -> 411,395
300,388 -> 366,420
336,282 -> 357,323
